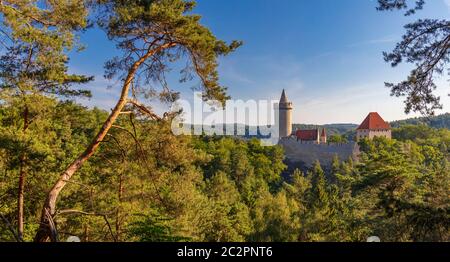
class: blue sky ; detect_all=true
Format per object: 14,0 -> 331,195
70,0 -> 450,124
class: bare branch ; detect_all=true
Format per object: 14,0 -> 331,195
127,99 -> 161,120
0,212 -> 21,242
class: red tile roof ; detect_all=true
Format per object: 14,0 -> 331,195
296,129 -> 319,140
357,112 -> 391,130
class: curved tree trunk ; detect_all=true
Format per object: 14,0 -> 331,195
34,43 -> 175,242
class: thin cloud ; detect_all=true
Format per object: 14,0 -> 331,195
220,60 -> 255,85
74,75 -> 120,110
348,36 -> 397,48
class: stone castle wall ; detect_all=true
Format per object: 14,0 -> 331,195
279,138 -> 359,168
357,129 -> 392,140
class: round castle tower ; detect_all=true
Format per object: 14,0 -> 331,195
279,89 -> 293,138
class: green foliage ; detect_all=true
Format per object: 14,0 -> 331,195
309,161 -> 329,210
377,0 -> 449,115
0,1 -> 92,240
250,190 -> 300,242
0,1 -> 92,98
193,137 -> 286,186
390,113 -> 450,129
203,172 -> 252,241
1,99 -> 448,242
0,97 -> 107,241
354,134 -> 449,241
127,213 -> 189,242
97,0 -> 241,105
328,134 -> 348,144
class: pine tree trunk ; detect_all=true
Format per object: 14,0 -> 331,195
84,224 -> 89,242
115,173 -> 124,241
17,157 -> 25,241
34,43 -> 175,242
17,106 -> 29,241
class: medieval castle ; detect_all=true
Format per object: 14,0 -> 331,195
277,89 -> 391,168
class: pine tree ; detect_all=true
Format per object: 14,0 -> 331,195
0,0 -> 91,241
310,161 -> 329,210
377,0 -> 449,115
35,0 -> 242,241
204,172 -> 252,241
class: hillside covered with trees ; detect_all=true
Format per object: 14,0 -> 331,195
0,100 -> 449,242
391,113 -> 450,129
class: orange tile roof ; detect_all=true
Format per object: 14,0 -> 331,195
357,112 -> 391,130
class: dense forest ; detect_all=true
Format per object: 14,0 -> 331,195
0,0 -> 449,242
0,99 -> 449,242
391,113 -> 450,129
